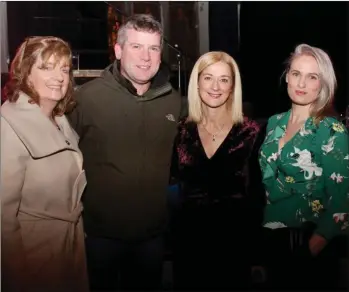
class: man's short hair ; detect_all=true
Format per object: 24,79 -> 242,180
117,14 -> 163,47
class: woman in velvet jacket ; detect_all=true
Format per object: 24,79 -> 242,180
170,51 -> 266,290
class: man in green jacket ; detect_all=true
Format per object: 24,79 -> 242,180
68,14 -> 183,291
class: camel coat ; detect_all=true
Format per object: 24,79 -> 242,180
1,93 -> 88,292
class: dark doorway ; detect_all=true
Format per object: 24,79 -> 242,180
239,2 -> 348,118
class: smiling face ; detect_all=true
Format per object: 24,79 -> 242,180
114,29 -> 162,89
286,54 -> 322,106
198,61 -> 233,109
27,54 -> 70,104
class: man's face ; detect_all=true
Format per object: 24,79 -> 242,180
114,29 -> 162,88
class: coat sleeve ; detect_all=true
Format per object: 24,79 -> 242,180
1,117 -> 30,290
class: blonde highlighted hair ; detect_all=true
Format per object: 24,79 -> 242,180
286,43 -> 337,123
3,36 -> 75,116
187,51 -> 243,124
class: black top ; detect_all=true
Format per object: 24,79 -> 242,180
172,117 -> 264,210
170,117 -> 266,262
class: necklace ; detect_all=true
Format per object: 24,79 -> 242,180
202,124 -> 225,142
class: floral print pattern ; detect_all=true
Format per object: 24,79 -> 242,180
290,147 -> 323,179
285,176 -> 295,183
259,110 -> 349,240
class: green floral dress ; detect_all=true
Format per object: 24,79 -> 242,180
259,110 -> 349,240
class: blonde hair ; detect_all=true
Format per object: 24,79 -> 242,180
286,43 -> 337,123
4,36 -> 75,116
187,51 -> 243,124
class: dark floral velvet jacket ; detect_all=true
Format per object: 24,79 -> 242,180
170,117 -> 266,231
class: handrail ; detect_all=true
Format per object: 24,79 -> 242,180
73,70 -> 103,78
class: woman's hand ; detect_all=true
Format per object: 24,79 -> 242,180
308,233 -> 327,256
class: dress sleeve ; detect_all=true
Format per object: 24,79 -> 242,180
170,118 -> 188,185
245,121 -> 267,265
1,117 -> 29,290
169,131 -> 180,185
247,121 -> 267,227
314,120 -> 349,240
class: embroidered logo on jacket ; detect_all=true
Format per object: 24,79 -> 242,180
165,114 -> 176,122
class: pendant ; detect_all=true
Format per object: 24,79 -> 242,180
212,135 -> 216,142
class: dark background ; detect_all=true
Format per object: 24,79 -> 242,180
5,1 -> 349,118
210,1 -> 349,118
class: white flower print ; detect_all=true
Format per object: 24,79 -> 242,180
291,147 -> 323,180
344,155 -> 349,160
296,209 -> 306,222
301,194 -> 309,200
265,191 -> 270,204
264,221 -> 287,229
333,213 -> 348,223
321,136 -> 336,154
276,114 -> 283,120
299,125 -> 312,136
266,129 -> 273,137
267,152 -> 279,163
330,172 -> 345,183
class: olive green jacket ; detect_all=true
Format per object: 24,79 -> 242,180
68,61 -> 184,240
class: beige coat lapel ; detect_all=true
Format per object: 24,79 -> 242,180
1,92 -> 80,160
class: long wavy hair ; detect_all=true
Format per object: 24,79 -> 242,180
3,36 -> 75,116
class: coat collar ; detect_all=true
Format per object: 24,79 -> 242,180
1,92 -> 80,159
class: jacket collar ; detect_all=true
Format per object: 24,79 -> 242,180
263,111 -> 290,145
1,92 -> 79,159
264,110 -> 318,146
101,60 -> 172,101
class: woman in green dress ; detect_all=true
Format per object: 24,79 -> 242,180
259,44 -> 349,290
